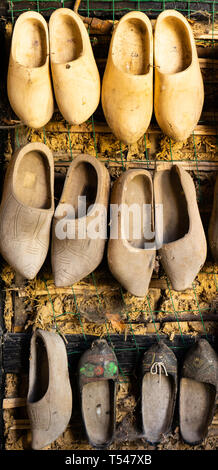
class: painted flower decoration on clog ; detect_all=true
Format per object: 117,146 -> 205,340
80,361 -> 118,378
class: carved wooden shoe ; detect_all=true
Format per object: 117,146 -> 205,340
102,11 -> 153,144
154,10 -> 204,141
108,169 -> 156,297
49,9 -> 100,124
78,339 -> 118,448
52,154 -> 110,286
7,11 -> 54,128
179,339 -> 218,445
208,174 -> 218,262
141,341 -> 178,443
27,329 -> 72,449
154,164 -> 207,290
0,143 -> 54,279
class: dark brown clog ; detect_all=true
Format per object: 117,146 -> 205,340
78,339 -> 119,449
179,339 -> 218,445
141,340 -> 178,443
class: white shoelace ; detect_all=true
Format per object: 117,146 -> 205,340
150,361 -> 168,385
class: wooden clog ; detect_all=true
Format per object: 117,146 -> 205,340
141,341 -> 177,443
52,154 -> 110,286
78,339 -> 118,448
154,10 -> 204,141
0,142 -> 54,279
49,9 -> 100,124
154,164 -> 207,290
7,11 -> 54,128
108,169 -> 156,297
27,329 -> 72,449
179,339 -> 218,445
208,173 -> 218,262
102,11 -> 153,144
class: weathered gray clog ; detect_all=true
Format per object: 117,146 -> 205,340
27,329 -> 72,449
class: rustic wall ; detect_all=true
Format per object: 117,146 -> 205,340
1,13 -> 218,450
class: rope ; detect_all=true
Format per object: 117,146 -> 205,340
150,361 -> 168,385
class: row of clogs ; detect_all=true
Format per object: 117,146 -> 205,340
7,9 -> 204,143
0,142 -> 216,296
27,330 -> 218,449
103,9 -> 204,143
109,164 -> 207,295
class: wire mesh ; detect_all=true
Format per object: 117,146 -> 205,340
6,0 -> 218,20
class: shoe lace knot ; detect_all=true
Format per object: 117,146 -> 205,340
150,361 -> 168,384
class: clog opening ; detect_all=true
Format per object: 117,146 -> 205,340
28,336 -> 49,403
113,18 -> 150,75
64,161 -> 98,218
51,15 -> 83,64
14,19 -> 47,68
82,380 -> 114,446
156,16 -> 192,74
156,167 -> 189,243
123,174 -> 154,249
14,150 -> 52,209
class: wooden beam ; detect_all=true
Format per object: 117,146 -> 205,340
53,159 -> 218,171
9,278 -> 168,298
198,34 -> 218,40
11,274 -> 218,298
41,121 -> 218,136
3,2 -> 218,27
2,332 -> 218,374
3,397 -> 26,409
199,58 -> 218,69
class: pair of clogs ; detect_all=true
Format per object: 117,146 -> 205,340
27,330 -> 118,449
102,9 -> 204,144
7,9 -> 100,128
27,331 -> 218,449
109,165 -> 207,296
0,142 -> 109,283
142,339 -> 218,445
